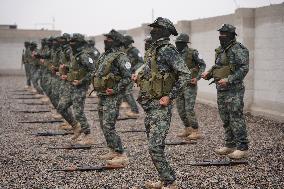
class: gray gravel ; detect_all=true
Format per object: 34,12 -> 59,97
0,75 -> 283,189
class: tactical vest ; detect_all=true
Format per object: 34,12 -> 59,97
137,42 -> 176,98
67,52 -> 88,82
59,48 -> 71,75
184,48 -> 199,78
92,52 -> 124,91
212,42 -> 236,81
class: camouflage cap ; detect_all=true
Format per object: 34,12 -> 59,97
87,39 -> 95,45
61,33 -> 71,40
70,33 -> 85,42
30,41 -> 37,47
148,17 -> 178,36
104,29 -> 125,43
124,35 -> 134,44
218,24 -> 237,35
175,33 -> 190,43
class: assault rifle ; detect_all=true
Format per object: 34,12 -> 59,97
165,141 -> 197,146
19,120 -> 63,124
32,131 -> 73,136
11,97 -> 42,99
12,110 -> 50,113
48,144 -> 92,150
118,129 -> 146,133
19,102 -> 46,105
189,159 -> 248,166
49,164 -> 125,172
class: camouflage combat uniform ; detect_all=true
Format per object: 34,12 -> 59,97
29,42 -> 44,94
93,30 -> 131,154
57,34 -> 95,134
175,34 -> 206,131
121,36 -> 144,114
136,17 -> 191,186
22,42 -> 32,87
206,24 -> 249,151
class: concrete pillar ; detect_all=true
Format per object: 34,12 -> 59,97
234,8 -> 255,110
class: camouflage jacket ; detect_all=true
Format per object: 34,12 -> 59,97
68,48 -> 95,86
179,46 -> 206,81
139,37 -> 191,100
208,39 -> 249,91
95,47 -> 131,96
125,45 -> 144,73
84,46 -> 100,63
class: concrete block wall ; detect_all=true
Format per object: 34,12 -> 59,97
92,3 -> 284,121
0,29 -> 61,70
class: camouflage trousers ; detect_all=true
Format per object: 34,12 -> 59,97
24,63 -> 31,86
30,65 -> 44,94
57,82 -> 90,134
217,88 -> 249,150
121,82 -> 139,113
98,95 -> 124,153
49,75 -> 61,108
141,99 -> 176,185
176,85 -> 198,129
56,80 -> 78,127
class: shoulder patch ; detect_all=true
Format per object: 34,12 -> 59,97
138,53 -> 142,57
89,57 -> 94,64
125,62 -> 131,69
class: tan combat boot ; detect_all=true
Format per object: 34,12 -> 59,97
228,150 -> 248,159
177,127 -> 193,138
99,149 -> 120,160
187,129 -> 201,140
24,85 -> 30,90
215,147 -> 235,155
58,121 -> 73,131
31,89 -> 37,94
162,182 -> 178,189
106,153 -> 129,167
71,123 -> 82,140
41,96 -> 50,104
34,94 -> 44,98
145,180 -> 163,189
125,111 -> 139,118
120,102 -> 130,108
51,112 -> 63,120
76,133 -> 95,145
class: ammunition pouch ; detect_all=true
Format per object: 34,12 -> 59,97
138,72 -> 176,99
212,65 -> 234,81
67,69 -> 88,82
92,73 -> 121,92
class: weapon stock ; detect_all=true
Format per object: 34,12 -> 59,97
48,144 -> 92,150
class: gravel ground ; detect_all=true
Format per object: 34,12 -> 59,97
0,75 -> 283,189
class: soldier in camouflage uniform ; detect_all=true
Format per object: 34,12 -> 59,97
120,35 -> 144,118
202,24 -> 249,159
57,33 -> 95,145
175,33 -> 206,140
134,17 -> 191,189
29,42 -> 44,96
55,33 -> 79,131
48,37 -> 64,119
86,39 -> 100,62
93,29 -> 131,166
22,41 -> 32,90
